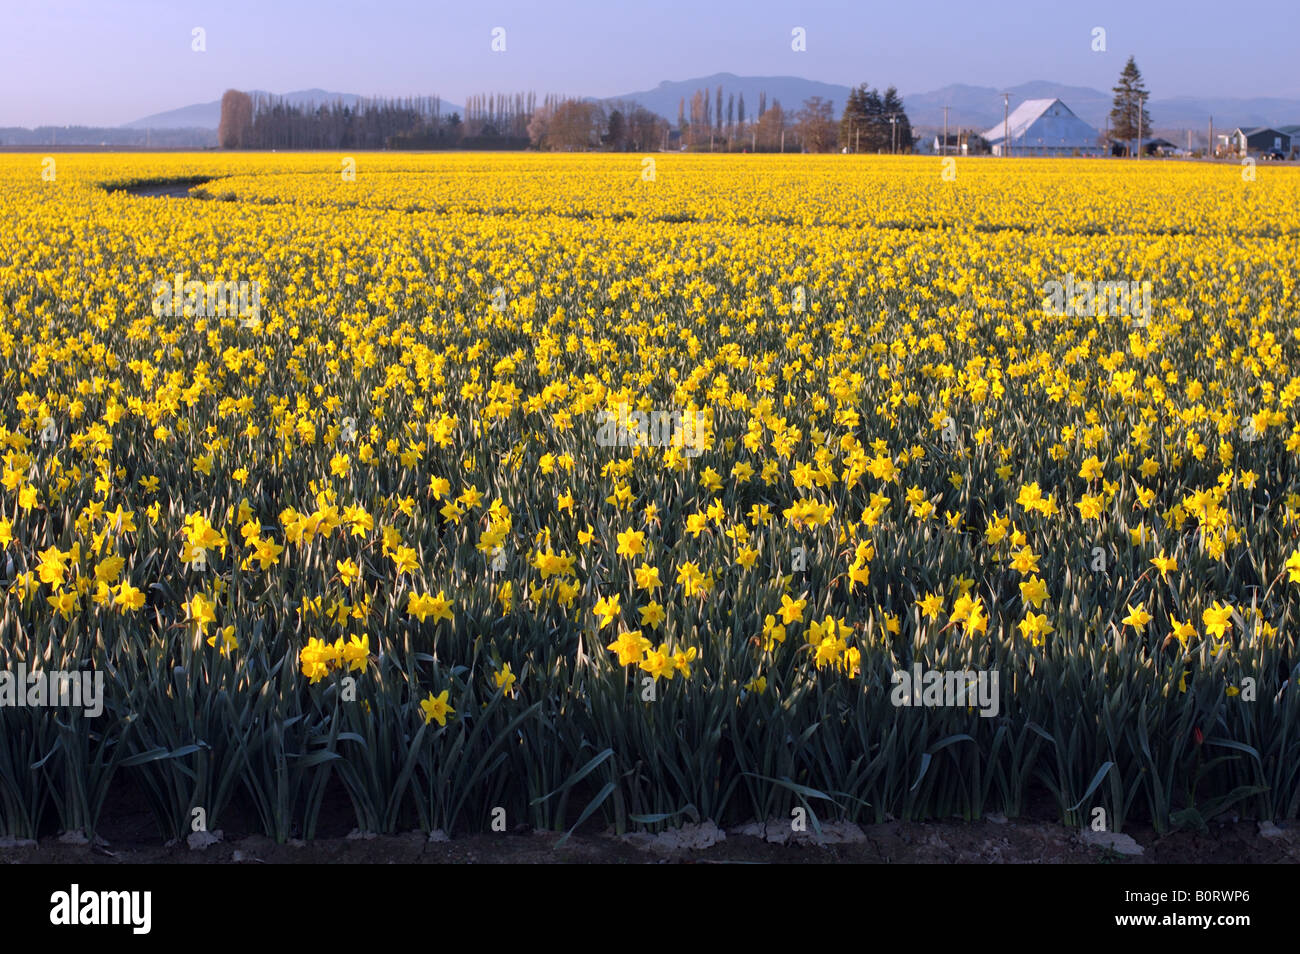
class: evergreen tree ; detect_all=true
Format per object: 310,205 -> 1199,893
606,109 -> 626,149
882,87 -> 912,153
863,88 -> 887,152
839,84 -> 869,150
838,84 -> 908,152
1109,56 -> 1151,154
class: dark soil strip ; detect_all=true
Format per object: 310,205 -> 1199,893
103,177 -> 214,198
0,818 -> 1292,864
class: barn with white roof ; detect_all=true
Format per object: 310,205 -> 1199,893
982,98 -> 1104,157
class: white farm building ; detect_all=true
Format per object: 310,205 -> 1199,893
981,98 -> 1104,157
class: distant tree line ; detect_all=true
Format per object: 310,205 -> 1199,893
675,86 -> 797,151
461,92 -> 535,139
525,95 -> 668,151
668,81 -> 914,153
217,89 -> 671,151
218,91 -> 451,149
218,82 -> 919,154
0,126 -> 218,147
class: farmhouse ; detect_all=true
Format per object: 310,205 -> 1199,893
1110,136 -> 1178,157
1229,126 -> 1291,156
1279,125 -> 1300,158
931,133 -> 966,155
981,98 -> 1104,157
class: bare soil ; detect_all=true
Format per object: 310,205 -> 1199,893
2,817 -> 1294,865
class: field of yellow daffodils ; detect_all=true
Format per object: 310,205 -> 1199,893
1,151 -> 1299,842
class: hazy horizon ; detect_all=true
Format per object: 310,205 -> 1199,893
2,0 -> 1297,127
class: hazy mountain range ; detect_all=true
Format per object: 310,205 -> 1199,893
5,76 -> 1297,146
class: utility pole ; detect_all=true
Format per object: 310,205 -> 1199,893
942,105 -> 949,156
1208,116 -> 1213,158
1136,92 -> 1144,159
1002,93 -> 1010,157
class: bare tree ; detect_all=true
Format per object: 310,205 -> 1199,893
529,98 -> 602,150
797,96 -> 837,152
626,105 -> 667,150
527,100 -> 554,148
756,102 -> 785,150
689,89 -> 707,147
218,89 -> 253,148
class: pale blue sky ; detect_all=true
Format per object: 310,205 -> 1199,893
2,0 -> 1295,126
